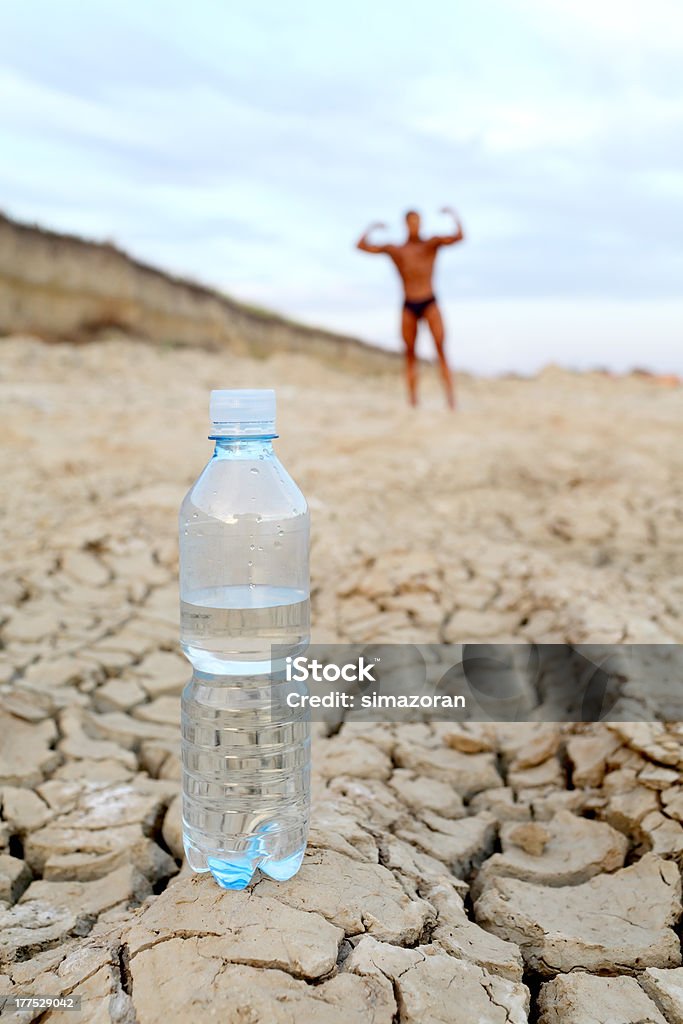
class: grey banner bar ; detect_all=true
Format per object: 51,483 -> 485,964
265,644 -> 683,723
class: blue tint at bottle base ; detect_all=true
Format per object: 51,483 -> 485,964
204,825 -> 307,890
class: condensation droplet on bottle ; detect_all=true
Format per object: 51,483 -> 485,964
256,514 -> 262,522
192,512 -> 198,518
249,544 -> 255,551
250,467 -> 259,475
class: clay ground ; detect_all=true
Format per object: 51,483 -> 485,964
1,335 -> 682,1023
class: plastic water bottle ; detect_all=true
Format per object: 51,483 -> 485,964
179,389 -> 310,889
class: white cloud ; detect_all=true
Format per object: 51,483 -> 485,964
518,0 -> 683,50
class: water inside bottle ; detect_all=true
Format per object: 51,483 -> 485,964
181,584 -> 309,674
181,674 -> 310,888
181,583 -> 310,888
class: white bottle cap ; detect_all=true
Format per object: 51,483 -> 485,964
209,389 -> 276,436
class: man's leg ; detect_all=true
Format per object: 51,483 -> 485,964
401,307 -> 419,406
424,303 -> 455,409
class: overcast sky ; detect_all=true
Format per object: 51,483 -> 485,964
2,0 -> 682,372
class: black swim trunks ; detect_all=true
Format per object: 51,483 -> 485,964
403,295 -> 436,319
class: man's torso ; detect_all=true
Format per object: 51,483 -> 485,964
389,239 -> 438,301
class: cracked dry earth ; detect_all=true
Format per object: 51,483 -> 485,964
0,335 -> 682,1023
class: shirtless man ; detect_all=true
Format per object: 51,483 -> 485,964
356,208 -> 464,408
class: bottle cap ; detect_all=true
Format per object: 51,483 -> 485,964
209,389 -> 276,437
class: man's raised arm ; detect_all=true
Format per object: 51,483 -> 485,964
356,222 -> 392,254
431,206 -> 465,246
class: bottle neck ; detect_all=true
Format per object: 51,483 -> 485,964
211,436 -> 275,459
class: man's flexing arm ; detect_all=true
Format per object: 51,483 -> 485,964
356,222 -> 393,254
430,206 -> 465,247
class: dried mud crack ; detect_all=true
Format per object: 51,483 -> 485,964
0,336 -> 682,1022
